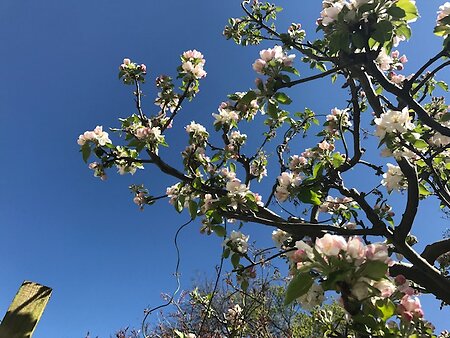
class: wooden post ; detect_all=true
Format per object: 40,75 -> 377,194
0,281 -> 52,338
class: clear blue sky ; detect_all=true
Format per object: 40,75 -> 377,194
0,1 -> 448,336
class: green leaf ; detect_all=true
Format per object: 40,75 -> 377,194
328,30 -> 350,54
192,177 -> 202,190
437,80 -> 449,92
81,144 -> 91,163
372,20 -> 393,44
284,272 -> 314,305
332,153 -> 345,168
231,253 -> 240,268
418,183 -> 431,196
395,0 -> 418,22
223,247 -> 230,258
241,279 -> 249,292
230,162 -> 236,173
297,189 -> 321,205
240,91 -> 257,105
321,269 -> 350,290
413,139 -> 428,149
434,25 -> 450,37
396,23 -> 412,40
274,92 -> 292,105
386,6 -> 406,19
188,200 -> 198,219
358,3 -> 377,13
211,152 -> 222,162
175,199 -> 184,213
267,101 -> 278,118
357,261 -> 388,280
312,163 -> 323,179
376,299 -> 396,321
212,225 -> 226,237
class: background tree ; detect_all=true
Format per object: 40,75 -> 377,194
79,0 -> 450,336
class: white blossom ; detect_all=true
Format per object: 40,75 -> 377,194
381,163 -> 406,192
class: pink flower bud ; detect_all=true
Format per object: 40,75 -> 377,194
391,50 -> 400,58
395,274 -> 407,285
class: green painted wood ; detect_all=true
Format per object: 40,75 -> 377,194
0,281 -> 52,338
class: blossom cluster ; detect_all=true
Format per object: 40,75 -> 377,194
280,233 -> 425,323
324,107 -> 351,135
435,2 -> 450,38
374,107 -> 414,140
224,304 -> 244,329
252,45 -> 295,76
382,163 -> 407,192
226,177 -> 263,210
119,58 -> 147,85
213,102 -> 240,129
180,50 -> 207,80
223,230 -> 249,254
154,75 -> 179,114
318,196 -> 356,214
77,126 -> 111,147
275,171 -> 301,202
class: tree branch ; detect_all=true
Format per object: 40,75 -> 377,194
422,238 -> 450,265
395,158 -> 419,242
366,60 -> 450,137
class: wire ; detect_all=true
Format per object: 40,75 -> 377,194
141,218 -> 193,337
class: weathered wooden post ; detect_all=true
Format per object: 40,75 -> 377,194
0,281 -> 52,338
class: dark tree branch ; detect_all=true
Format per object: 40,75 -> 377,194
405,49 -> 448,91
389,258 -> 450,304
422,238 -> 450,265
411,60 -> 450,96
351,66 -> 385,117
395,158 -> 419,242
275,67 -> 342,90
366,60 -> 450,137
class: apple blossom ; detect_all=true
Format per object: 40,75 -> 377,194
320,2 -> 345,26
398,295 -> 424,321
223,230 -> 249,254
437,2 -> 450,22
381,163 -> 406,192
366,243 -> 389,262
346,236 -> 366,262
315,233 -> 347,257
272,229 -> 291,248
374,107 -> 414,140
374,279 -> 396,298
296,282 -> 325,311
77,126 -> 111,146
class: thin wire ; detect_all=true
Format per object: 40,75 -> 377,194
141,218 -> 193,337
197,219 -> 227,334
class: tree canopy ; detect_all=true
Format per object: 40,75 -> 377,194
79,0 -> 450,336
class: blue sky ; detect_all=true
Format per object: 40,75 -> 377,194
0,0 -> 449,336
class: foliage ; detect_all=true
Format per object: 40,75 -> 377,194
79,0 -> 450,337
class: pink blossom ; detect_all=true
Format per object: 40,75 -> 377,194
398,295 -> 424,321
315,234 -> 346,257
346,236 -> 366,261
318,140 -> 334,151
366,243 -> 389,262
374,279 -> 396,298
140,64 -> 147,73
252,59 -> 266,74
394,274 -> 407,285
